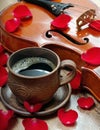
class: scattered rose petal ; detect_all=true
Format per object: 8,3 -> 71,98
0,109 -> 14,130
89,20 -> 100,31
77,97 -> 95,109
0,53 -> 8,66
24,101 -> 43,113
81,47 -> 100,65
70,71 -> 81,89
5,17 -> 21,33
51,14 -> 71,29
0,45 -> 4,53
0,66 -> 8,87
22,118 -> 48,130
13,5 -> 32,20
58,108 -> 78,126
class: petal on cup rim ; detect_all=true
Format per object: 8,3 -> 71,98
51,13 -> 71,29
13,5 -> 32,20
58,108 -> 78,126
89,20 -> 100,31
24,101 -> 43,113
77,97 -> 95,109
81,47 -> 100,65
0,109 -> 14,130
0,66 -> 8,87
5,18 -> 21,33
70,71 -> 81,89
22,118 -> 48,130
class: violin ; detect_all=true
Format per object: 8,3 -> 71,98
0,0 -> 100,101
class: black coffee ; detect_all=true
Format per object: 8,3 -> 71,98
12,57 -> 56,77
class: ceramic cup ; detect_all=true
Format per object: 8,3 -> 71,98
7,47 -> 76,104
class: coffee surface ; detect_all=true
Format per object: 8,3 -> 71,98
12,57 -> 56,76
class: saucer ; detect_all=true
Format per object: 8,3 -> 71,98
0,84 -> 71,117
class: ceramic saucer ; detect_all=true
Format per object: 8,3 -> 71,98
0,84 -> 71,117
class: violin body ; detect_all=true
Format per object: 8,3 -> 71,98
0,0 -> 100,101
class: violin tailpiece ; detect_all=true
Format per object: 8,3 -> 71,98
76,9 -> 96,30
23,0 -> 74,16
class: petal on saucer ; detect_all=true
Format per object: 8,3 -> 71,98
24,101 -> 43,113
5,18 -> 21,33
89,20 -> 100,31
22,118 -> 48,130
0,109 -> 14,130
70,71 -> 81,89
0,66 -> 8,87
58,108 -> 78,126
13,5 -> 32,20
77,97 -> 95,109
51,14 -> 71,29
0,53 -> 8,66
81,47 -> 100,65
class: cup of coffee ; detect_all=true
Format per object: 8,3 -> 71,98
7,47 -> 76,104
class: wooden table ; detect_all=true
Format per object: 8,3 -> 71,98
0,90 -> 100,130
0,0 -> 100,130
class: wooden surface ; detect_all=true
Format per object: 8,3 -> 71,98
0,0 -> 100,130
0,91 -> 100,130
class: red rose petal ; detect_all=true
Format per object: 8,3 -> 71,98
0,66 -> 8,87
81,47 -> 100,65
0,53 -> 8,66
13,5 -> 32,20
5,18 -> 21,33
51,14 -> 71,29
0,109 -> 14,130
77,97 -> 95,109
22,118 -> 48,130
0,45 -> 4,53
24,101 -> 43,113
58,108 -> 78,126
70,71 -> 81,89
89,20 -> 100,31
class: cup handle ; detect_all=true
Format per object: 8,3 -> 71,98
59,59 -> 76,86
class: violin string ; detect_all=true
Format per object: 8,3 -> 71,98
65,7 -> 96,17
73,3 -> 91,10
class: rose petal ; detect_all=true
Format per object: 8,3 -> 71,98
0,53 -> 8,66
77,97 -> 95,109
24,101 -> 43,113
13,5 -> 32,20
51,14 -> 71,29
58,108 -> 78,126
70,71 -> 81,89
89,20 -> 100,31
5,18 -> 21,33
0,66 -> 8,87
0,109 -> 14,130
81,47 -> 100,65
22,118 -> 48,130
0,45 -> 4,53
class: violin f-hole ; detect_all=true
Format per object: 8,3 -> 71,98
45,29 -> 89,45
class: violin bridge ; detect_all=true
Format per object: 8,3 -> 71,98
76,9 -> 96,30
